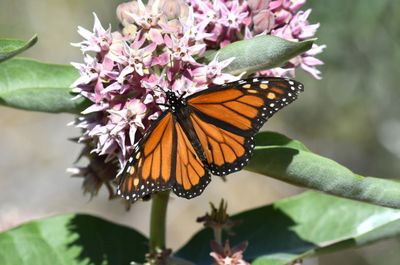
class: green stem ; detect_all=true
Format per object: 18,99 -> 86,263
149,190 -> 170,253
213,226 -> 222,245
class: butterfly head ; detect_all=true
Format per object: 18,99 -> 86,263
166,90 -> 185,112
166,91 -> 178,104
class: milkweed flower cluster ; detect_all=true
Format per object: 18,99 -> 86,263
187,0 -> 325,79
69,0 -> 324,197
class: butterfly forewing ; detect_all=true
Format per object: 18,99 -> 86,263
186,77 -> 303,176
117,112 -> 176,201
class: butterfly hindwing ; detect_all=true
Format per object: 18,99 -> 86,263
172,121 -> 211,198
186,77 -> 303,176
189,112 -> 254,176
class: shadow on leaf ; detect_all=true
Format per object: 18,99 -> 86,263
66,214 -> 148,265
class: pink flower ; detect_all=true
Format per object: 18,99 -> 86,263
210,240 -> 249,265
217,0 -> 250,30
164,33 -> 206,63
127,0 -> 162,30
289,9 -> 320,40
116,40 -> 156,78
297,44 -> 326,79
72,13 -> 112,54
107,99 -> 147,146
192,55 -> 240,85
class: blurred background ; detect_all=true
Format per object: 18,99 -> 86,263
0,0 -> 399,264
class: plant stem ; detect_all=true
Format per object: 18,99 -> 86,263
149,190 -> 170,253
213,226 -> 222,245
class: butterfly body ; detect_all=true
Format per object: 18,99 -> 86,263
165,91 -> 208,164
117,77 -> 304,202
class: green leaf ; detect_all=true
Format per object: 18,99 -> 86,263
254,131 -> 310,152
247,131 -> 400,209
0,214 -> 148,265
0,58 -> 90,113
175,191 -> 400,265
206,35 -> 314,76
0,35 -> 38,62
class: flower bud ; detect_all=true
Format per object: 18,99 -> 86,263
116,1 -> 138,26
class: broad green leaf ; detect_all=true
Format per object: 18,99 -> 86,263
175,191 -> 400,265
0,58 -> 89,113
206,35 -> 314,76
0,35 -> 38,62
0,214 -> 148,265
247,131 -> 400,209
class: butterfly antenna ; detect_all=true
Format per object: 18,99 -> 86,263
155,84 -> 167,93
179,91 -> 187,100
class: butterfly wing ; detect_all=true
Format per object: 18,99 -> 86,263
117,111 -> 210,201
117,112 -> 176,201
186,77 -> 304,176
173,120 -> 211,199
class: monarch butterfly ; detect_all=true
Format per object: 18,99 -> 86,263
116,77 -> 304,202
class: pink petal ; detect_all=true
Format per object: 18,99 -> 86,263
302,56 -> 324,66
149,28 -> 164,44
163,34 -> 173,48
301,63 -> 322,79
144,94 -> 154,104
81,103 -> 108,114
